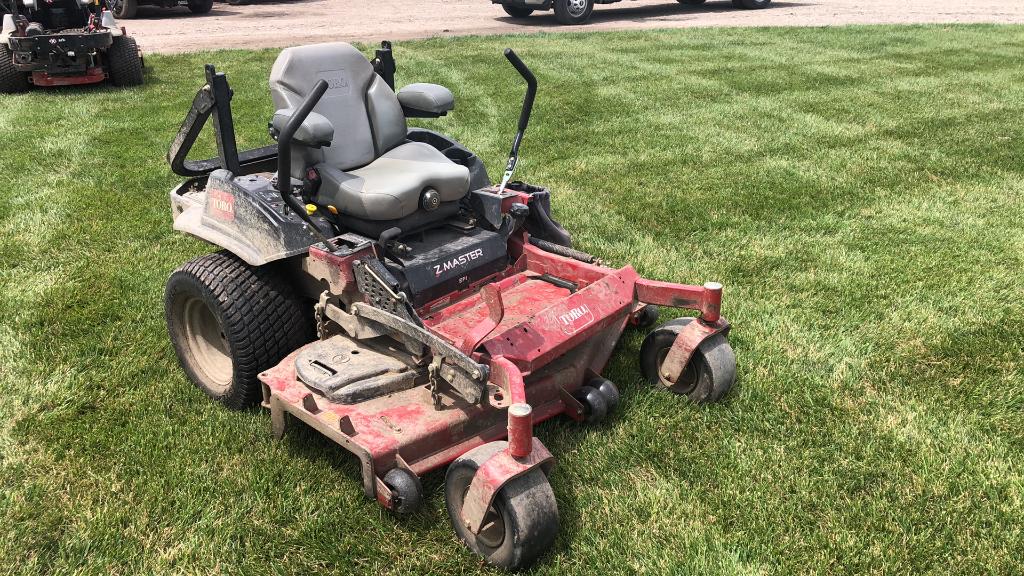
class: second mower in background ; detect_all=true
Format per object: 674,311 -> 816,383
1,0 -> 143,92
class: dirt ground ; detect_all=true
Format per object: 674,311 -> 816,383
129,0 -> 1024,55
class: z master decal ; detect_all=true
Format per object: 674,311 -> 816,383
557,303 -> 594,335
434,248 -> 484,277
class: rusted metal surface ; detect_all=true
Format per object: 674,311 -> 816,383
456,283 -> 504,354
31,67 -> 105,86
635,278 -> 723,322
461,439 -> 554,534
490,357 -> 532,457
659,317 -> 731,384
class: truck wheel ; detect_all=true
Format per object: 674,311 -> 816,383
165,251 -> 314,410
640,318 -> 736,404
107,0 -> 137,19
553,0 -> 593,24
502,4 -> 533,17
106,36 -> 143,87
0,46 -> 29,94
732,0 -> 771,8
188,0 -> 213,13
445,442 -> 559,570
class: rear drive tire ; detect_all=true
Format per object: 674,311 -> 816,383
502,4 -> 533,17
0,46 -> 29,94
165,251 -> 314,410
553,0 -> 593,24
107,0 -> 137,19
446,442 -> 559,570
640,318 -> 736,404
106,36 -> 143,87
188,0 -> 213,13
732,0 -> 771,8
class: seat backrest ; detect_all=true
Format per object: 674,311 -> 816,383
269,43 -> 407,172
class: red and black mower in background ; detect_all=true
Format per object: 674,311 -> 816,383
1,0 -> 143,92
164,41 -> 736,569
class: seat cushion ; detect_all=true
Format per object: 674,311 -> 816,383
316,142 -> 470,221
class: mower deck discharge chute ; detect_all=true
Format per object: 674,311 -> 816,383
1,0 -> 143,92
164,41 -> 736,569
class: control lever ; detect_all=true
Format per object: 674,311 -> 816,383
497,48 -> 537,195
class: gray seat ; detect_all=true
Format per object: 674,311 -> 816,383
269,42 -> 470,221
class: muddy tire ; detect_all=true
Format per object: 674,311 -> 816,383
0,46 -> 29,94
188,0 -> 213,14
553,0 -> 593,24
106,36 -> 143,87
165,251 -> 314,410
640,317 -> 736,404
445,442 -> 559,570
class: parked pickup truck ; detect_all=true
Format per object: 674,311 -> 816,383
494,0 -> 770,25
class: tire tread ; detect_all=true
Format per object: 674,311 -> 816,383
166,251 -> 313,409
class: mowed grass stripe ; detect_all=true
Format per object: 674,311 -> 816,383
0,24 -> 1022,575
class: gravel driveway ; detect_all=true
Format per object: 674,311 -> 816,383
127,0 -> 1024,54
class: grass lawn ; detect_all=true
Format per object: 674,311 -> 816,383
2,24 -> 1023,575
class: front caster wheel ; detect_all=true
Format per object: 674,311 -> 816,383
588,377 -> 619,411
383,468 -> 423,514
445,442 -> 559,570
630,304 -> 660,329
574,385 -> 608,423
640,318 -> 736,403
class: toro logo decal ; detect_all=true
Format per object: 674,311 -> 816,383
434,248 -> 483,277
208,188 -> 235,221
318,69 -> 351,94
557,303 -> 594,335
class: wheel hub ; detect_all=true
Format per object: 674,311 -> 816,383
462,486 -> 506,549
179,296 -> 232,391
567,0 -> 587,17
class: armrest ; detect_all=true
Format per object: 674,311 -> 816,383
397,83 -> 455,118
270,109 -> 334,148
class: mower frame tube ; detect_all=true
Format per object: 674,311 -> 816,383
168,65 -> 279,178
490,356 -> 531,457
634,278 -> 722,323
